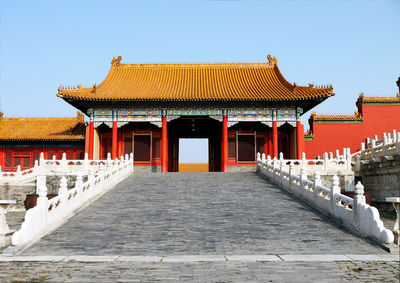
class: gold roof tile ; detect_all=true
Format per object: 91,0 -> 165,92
0,112 -> 85,141
57,56 -> 334,102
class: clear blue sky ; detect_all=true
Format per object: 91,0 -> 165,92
1,0 -> 399,128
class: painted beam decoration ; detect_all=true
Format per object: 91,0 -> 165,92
91,107 -> 299,124
167,108 -> 222,116
118,109 -> 161,122
277,109 -> 296,122
228,108 -> 272,122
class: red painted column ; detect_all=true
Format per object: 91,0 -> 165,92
296,120 -> 304,159
268,128 -> 273,156
272,121 -> 278,158
264,130 -> 269,157
88,119 -> 94,160
222,115 -> 228,172
112,121 -> 118,159
221,126 -> 224,170
161,115 -> 168,172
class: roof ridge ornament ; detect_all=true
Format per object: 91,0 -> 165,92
267,54 -> 277,66
92,84 -> 97,93
111,56 -> 122,67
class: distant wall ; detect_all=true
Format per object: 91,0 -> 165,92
305,97 -> 400,158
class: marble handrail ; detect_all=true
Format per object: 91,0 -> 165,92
257,153 -> 394,245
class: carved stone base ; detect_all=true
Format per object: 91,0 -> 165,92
0,230 -> 14,248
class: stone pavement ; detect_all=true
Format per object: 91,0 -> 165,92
1,172 -> 399,281
0,258 -> 399,282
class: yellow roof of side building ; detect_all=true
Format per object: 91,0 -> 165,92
57,55 -> 334,102
0,112 -> 86,141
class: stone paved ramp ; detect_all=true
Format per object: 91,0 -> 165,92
22,172 -> 386,256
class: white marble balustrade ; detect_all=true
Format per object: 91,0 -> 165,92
358,130 -> 400,161
257,153 -> 394,245
9,154 -> 134,250
270,150 -> 352,176
0,152 -> 125,184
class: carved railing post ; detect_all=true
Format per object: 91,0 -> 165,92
61,153 -> 67,172
371,139 -> 376,158
39,152 -> 45,168
383,134 -> 387,156
330,175 -> 340,217
299,166 -> 307,197
58,176 -> 68,203
273,157 -> 278,182
355,154 -> 361,172
36,174 -> 49,226
279,155 -> 284,186
33,160 -> 39,174
313,171 -> 321,204
83,153 -> 89,172
16,165 -> 22,181
289,163 -> 294,191
261,153 -> 266,174
353,181 -> 366,228
323,152 -> 328,172
106,153 -> 112,168
346,148 -> 352,171
301,152 -> 306,168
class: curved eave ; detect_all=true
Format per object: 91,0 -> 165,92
59,93 -> 334,102
0,137 -> 85,142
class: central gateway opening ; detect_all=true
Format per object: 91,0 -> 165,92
168,117 -> 222,172
178,139 -> 209,172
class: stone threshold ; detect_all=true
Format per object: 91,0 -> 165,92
0,254 -> 398,262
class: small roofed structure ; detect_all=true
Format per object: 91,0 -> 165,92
57,55 -> 334,172
0,112 -> 85,171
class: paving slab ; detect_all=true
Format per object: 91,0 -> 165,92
6,172 -> 398,281
0,260 -> 398,282
21,172 -> 388,256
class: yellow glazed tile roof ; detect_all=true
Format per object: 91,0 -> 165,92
0,112 -> 86,141
309,111 -> 363,122
57,55 -> 334,101
356,93 -> 400,106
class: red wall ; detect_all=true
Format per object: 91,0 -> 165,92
305,104 -> 400,158
0,147 -> 84,172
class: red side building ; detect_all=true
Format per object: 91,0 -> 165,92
0,112 -> 86,171
305,92 -> 400,158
